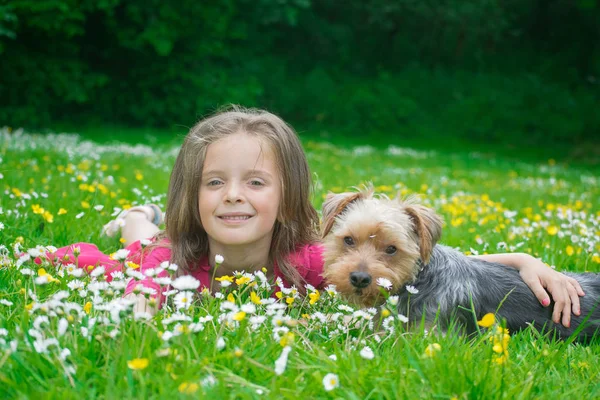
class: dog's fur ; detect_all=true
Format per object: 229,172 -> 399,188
322,187 -> 600,341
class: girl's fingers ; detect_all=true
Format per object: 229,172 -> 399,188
570,278 -> 585,296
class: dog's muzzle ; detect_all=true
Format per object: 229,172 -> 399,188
350,271 -> 372,289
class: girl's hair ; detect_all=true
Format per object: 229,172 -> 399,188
158,105 -> 318,289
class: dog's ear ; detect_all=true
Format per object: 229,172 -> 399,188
404,204 -> 443,264
321,192 -> 364,238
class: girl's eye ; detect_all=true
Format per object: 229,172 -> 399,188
385,245 -> 397,255
207,180 -> 223,186
343,236 -> 354,246
249,180 -> 264,186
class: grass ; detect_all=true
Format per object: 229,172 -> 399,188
0,126 -> 599,399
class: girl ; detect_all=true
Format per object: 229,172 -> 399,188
51,106 -> 584,325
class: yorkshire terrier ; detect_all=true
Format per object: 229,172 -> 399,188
321,187 -> 600,341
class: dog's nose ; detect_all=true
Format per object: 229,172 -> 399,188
350,271 -> 372,288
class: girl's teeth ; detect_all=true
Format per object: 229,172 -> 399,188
223,216 -> 250,220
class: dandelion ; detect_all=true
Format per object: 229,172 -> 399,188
274,346 -> 292,375
376,277 -> 393,290
127,358 -> 149,370
232,311 -> 246,321
424,343 -> 441,358
308,290 -> 320,305
250,291 -> 262,305
477,313 -> 496,328
322,373 -> 339,391
566,246 -> 574,256
359,346 -> 375,360
178,382 -> 199,394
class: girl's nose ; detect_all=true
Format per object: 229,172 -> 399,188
224,183 -> 243,203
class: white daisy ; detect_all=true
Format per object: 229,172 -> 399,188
274,346 -> 292,375
376,277 -> 393,290
171,276 -> 201,291
174,291 -> 194,310
359,346 -> 375,360
322,373 -> 339,391
405,285 -> 419,294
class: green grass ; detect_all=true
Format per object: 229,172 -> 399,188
0,127 -> 599,399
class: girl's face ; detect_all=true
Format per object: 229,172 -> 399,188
199,132 -> 282,250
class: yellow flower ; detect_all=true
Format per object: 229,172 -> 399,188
381,308 -> 391,318
493,354 -> 508,365
119,238 -> 127,244
127,358 -> 149,370
424,343 -> 441,357
285,297 -> 295,305
81,201 -> 90,209
32,204 -> 44,214
215,275 -> 234,282
58,208 -> 67,215
84,301 -> 92,314
234,348 -> 244,357
477,313 -> 496,328
279,332 -> 295,347
546,226 -> 558,236
178,382 -> 199,394
250,291 -> 262,305
125,261 -> 140,269
226,293 -> 235,303
275,291 -> 283,299
232,311 -> 246,321
42,211 -> 54,223
566,246 -> 574,256
308,290 -> 320,305
135,172 -> 144,181
235,276 -> 251,285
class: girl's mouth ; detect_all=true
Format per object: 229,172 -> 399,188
218,214 -> 254,222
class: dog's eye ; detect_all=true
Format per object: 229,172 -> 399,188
343,236 -> 354,246
385,245 -> 397,255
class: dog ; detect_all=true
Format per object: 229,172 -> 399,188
321,187 -> 600,342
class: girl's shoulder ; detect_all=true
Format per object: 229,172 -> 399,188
287,242 -> 324,272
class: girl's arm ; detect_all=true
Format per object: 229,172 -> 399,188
470,253 -> 585,328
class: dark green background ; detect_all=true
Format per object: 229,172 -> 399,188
1,0 -> 598,155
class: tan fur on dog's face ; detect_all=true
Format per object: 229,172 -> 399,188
322,188 -> 443,307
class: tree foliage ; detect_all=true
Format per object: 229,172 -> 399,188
0,0 -> 598,143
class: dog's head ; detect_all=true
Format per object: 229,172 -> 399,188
321,186 -> 443,307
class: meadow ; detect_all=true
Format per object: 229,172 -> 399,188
0,127 -> 599,399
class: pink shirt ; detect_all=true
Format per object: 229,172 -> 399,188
41,240 -> 325,307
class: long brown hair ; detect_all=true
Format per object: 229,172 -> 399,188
154,105 -> 318,289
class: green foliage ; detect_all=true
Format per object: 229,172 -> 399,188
0,130 -> 599,398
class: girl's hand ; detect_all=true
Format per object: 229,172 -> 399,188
124,293 -> 158,316
517,254 -> 585,328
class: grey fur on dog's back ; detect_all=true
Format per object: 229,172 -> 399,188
397,245 -> 600,341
